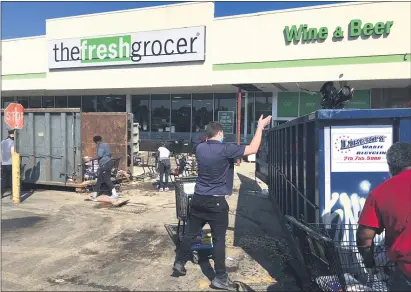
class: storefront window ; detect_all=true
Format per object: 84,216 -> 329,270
29,96 -> 42,108
345,90 -> 370,109
55,96 -> 68,108
255,92 -> 272,119
82,96 -> 97,112
2,97 -> 15,108
17,97 -> 29,108
240,92 -> 272,143
242,92 -> 255,142
171,94 -> 191,140
42,96 -> 54,108
214,93 -> 237,142
192,93 -> 213,133
151,94 -> 170,140
277,92 -> 299,118
97,95 -> 126,112
299,92 -> 321,115
68,96 -> 82,109
132,95 -> 151,139
371,88 -> 411,109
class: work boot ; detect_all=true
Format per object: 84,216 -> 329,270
211,273 -> 237,291
172,261 -> 187,276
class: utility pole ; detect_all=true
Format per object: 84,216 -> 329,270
12,129 -> 20,204
236,89 -> 242,166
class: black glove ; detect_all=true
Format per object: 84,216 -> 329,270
358,245 -> 376,269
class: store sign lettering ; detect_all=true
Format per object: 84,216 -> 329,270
340,135 -> 386,151
284,19 -> 394,44
48,26 -> 206,69
331,125 -> 393,173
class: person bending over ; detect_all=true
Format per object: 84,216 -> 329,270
88,136 -> 119,200
357,142 -> 411,291
173,115 -> 272,290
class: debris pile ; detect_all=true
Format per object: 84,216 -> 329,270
83,157 -> 99,181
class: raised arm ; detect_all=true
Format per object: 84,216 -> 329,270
244,115 -> 272,156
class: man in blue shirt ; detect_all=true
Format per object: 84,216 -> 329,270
173,115 -> 272,290
88,136 -> 119,200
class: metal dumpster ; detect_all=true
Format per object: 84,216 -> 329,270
257,108 -> 411,224
1,108 -> 131,187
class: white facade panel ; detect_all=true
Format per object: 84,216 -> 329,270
2,36 -> 47,75
1,1 -> 410,92
213,62 -> 411,86
212,2 -> 411,64
45,2 -> 213,40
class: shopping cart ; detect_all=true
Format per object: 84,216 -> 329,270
172,176 -> 213,264
174,176 -> 197,241
285,215 -> 394,292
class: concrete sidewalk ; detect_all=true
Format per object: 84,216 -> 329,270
1,163 -> 299,291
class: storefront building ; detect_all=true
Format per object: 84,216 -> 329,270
2,2 -> 410,143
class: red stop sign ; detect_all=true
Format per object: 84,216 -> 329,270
4,103 -> 24,129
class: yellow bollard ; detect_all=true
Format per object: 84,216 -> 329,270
12,151 -> 21,204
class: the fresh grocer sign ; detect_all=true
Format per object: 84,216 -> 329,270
331,125 -> 393,173
48,26 -> 205,69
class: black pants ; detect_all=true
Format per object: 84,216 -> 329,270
95,161 -> 114,193
175,194 -> 229,277
158,160 -> 170,189
388,266 -> 411,291
1,165 -> 13,195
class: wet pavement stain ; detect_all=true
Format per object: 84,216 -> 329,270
94,229 -> 170,269
1,216 -> 46,233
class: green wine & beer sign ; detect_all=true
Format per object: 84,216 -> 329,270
283,19 -> 394,44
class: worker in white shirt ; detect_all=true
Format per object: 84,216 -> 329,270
1,131 -> 15,197
157,142 -> 171,192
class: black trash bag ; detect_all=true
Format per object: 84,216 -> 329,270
320,81 -> 354,109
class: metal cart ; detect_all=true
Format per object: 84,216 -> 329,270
285,215 -> 394,292
172,176 -> 213,264
174,176 -> 197,242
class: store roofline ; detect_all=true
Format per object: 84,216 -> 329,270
2,35 -> 46,42
1,1 -> 385,42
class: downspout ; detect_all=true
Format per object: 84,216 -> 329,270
236,89 -> 242,166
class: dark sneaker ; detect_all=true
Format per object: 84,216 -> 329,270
211,273 -> 237,291
172,261 -> 187,276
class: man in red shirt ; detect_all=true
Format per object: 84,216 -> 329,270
357,142 -> 411,291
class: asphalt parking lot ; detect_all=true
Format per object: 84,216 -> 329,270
1,164 -> 300,291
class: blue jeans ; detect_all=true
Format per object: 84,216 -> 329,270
158,159 -> 170,189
